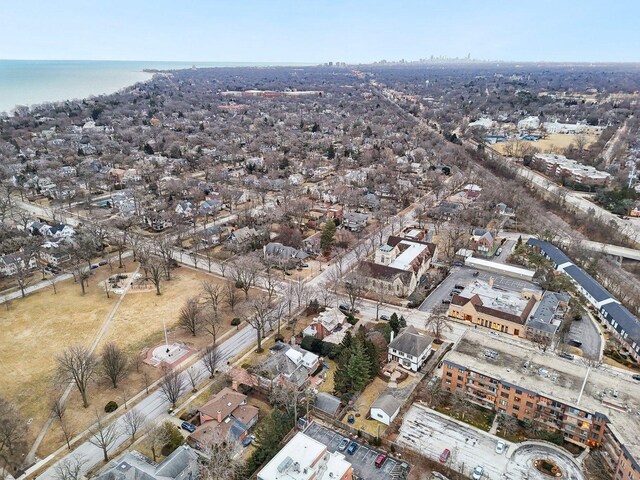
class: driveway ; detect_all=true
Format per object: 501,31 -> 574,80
304,422 -> 402,480
566,315 -> 602,360
397,405 -> 586,480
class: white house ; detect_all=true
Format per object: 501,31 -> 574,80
370,393 -> 402,426
387,326 -> 433,372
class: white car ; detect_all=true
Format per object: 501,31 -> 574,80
472,466 -> 484,479
495,440 -> 506,454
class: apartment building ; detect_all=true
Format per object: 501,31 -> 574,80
531,153 -> 611,187
527,239 -> 640,362
441,330 -> 640,480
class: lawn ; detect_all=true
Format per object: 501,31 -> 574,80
3,261 -> 259,458
492,133 -> 599,156
342,377 -> 390,437
0,262 -> 120,452
434,403 -> 495,432
317,359 -> 337,394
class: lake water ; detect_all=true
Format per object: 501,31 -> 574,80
0,60 -> 305,115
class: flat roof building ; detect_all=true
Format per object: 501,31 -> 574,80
442,330 -> 640,480
257,431 -> 353,480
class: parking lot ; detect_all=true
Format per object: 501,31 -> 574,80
418,266 -> 538,314
398,405 -> 586,480
304,422 -> 401,480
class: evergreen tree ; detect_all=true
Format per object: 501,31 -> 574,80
328,143 -> 336,159
320,221 -> 336,254
364,339 -> 379,379
389,313 -> 401,334
346,341 -> 370,392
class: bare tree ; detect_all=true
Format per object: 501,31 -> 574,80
51,398 -> 74,449
291,276 -> 308,308
122,409 -> 146,443
142,256 -> 164,295
0,398 -> 28,474
53,454 -> 86,480
186,366 -> 203,392
425,308 -> 453,343
246,294 -> 277,352
230,257 -> 259,298
202,344 -> 221,379
343,273 -> 368,313
179,296 -> 202,336
87,412 -> 119,462
57,345 -> 98,408
201,281 -> 222,344
159,367 -> 185,408
224,279 -> 239,311
101,342 -> 128,388
199,439 -> 241,480
146,423 -> 169,462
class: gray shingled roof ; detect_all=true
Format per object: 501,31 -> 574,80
314,392 -> 342,416
371,392 -> 402,417
388,325 -> 433,357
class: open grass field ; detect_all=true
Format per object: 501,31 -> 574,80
492,133 -> 599,155
1,260 -> 260,457
0,263 -> 119,445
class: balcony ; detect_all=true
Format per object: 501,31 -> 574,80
467,381 -> 497,395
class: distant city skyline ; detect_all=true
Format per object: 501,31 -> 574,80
1,0 -> 639,63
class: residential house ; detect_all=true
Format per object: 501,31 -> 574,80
342,211 -> 369,232
387,326 -> 433,372
249,344 -> 320,390
495,202 -> 515,217
144,212 -> 173,232
228,226 -> 259,244
470,228 -> 496,257
463,184 -> 482,199
302,231 -> 322,256
0,253 -> 37,276
257,431 -> 353,480
188,387 -> 259,451
370,392 -> 402,426
263,242 -> 309,265
95,446 -> 199,480
38,243 -> 71,266
198,198 -> 222,216
174,200 -> 195,218
303,307 -> 350,344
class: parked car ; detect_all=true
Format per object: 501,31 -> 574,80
454,284 -> 464,290
495,248 -> 503,257
495,441 -> 506,454
301,263 -> 309,268
98,260 -> 108,266
181,421 -> 197,433
454,261 -> 463,266
473,271 -> 479,277
375,453 -> 387,468
339,304 -> 360,314
338,437 -> 350,451
633,374 -> 640,381
441,299 -> 451,305
558,352 -> 574,360
472,466 -> 484,479
380,314 -> 390,321
439,448 -> 451,463
347,442 -> 359,455
242,435 -> 255,447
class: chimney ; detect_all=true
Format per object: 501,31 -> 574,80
217,410 -> 222,423
488,276 -> 494,288
390,331 -> 395,343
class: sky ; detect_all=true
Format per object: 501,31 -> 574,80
1,0 -> 639,63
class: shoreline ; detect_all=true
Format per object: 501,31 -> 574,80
0,60 -> 315,116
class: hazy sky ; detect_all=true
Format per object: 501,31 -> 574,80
2,0 -> 639,63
